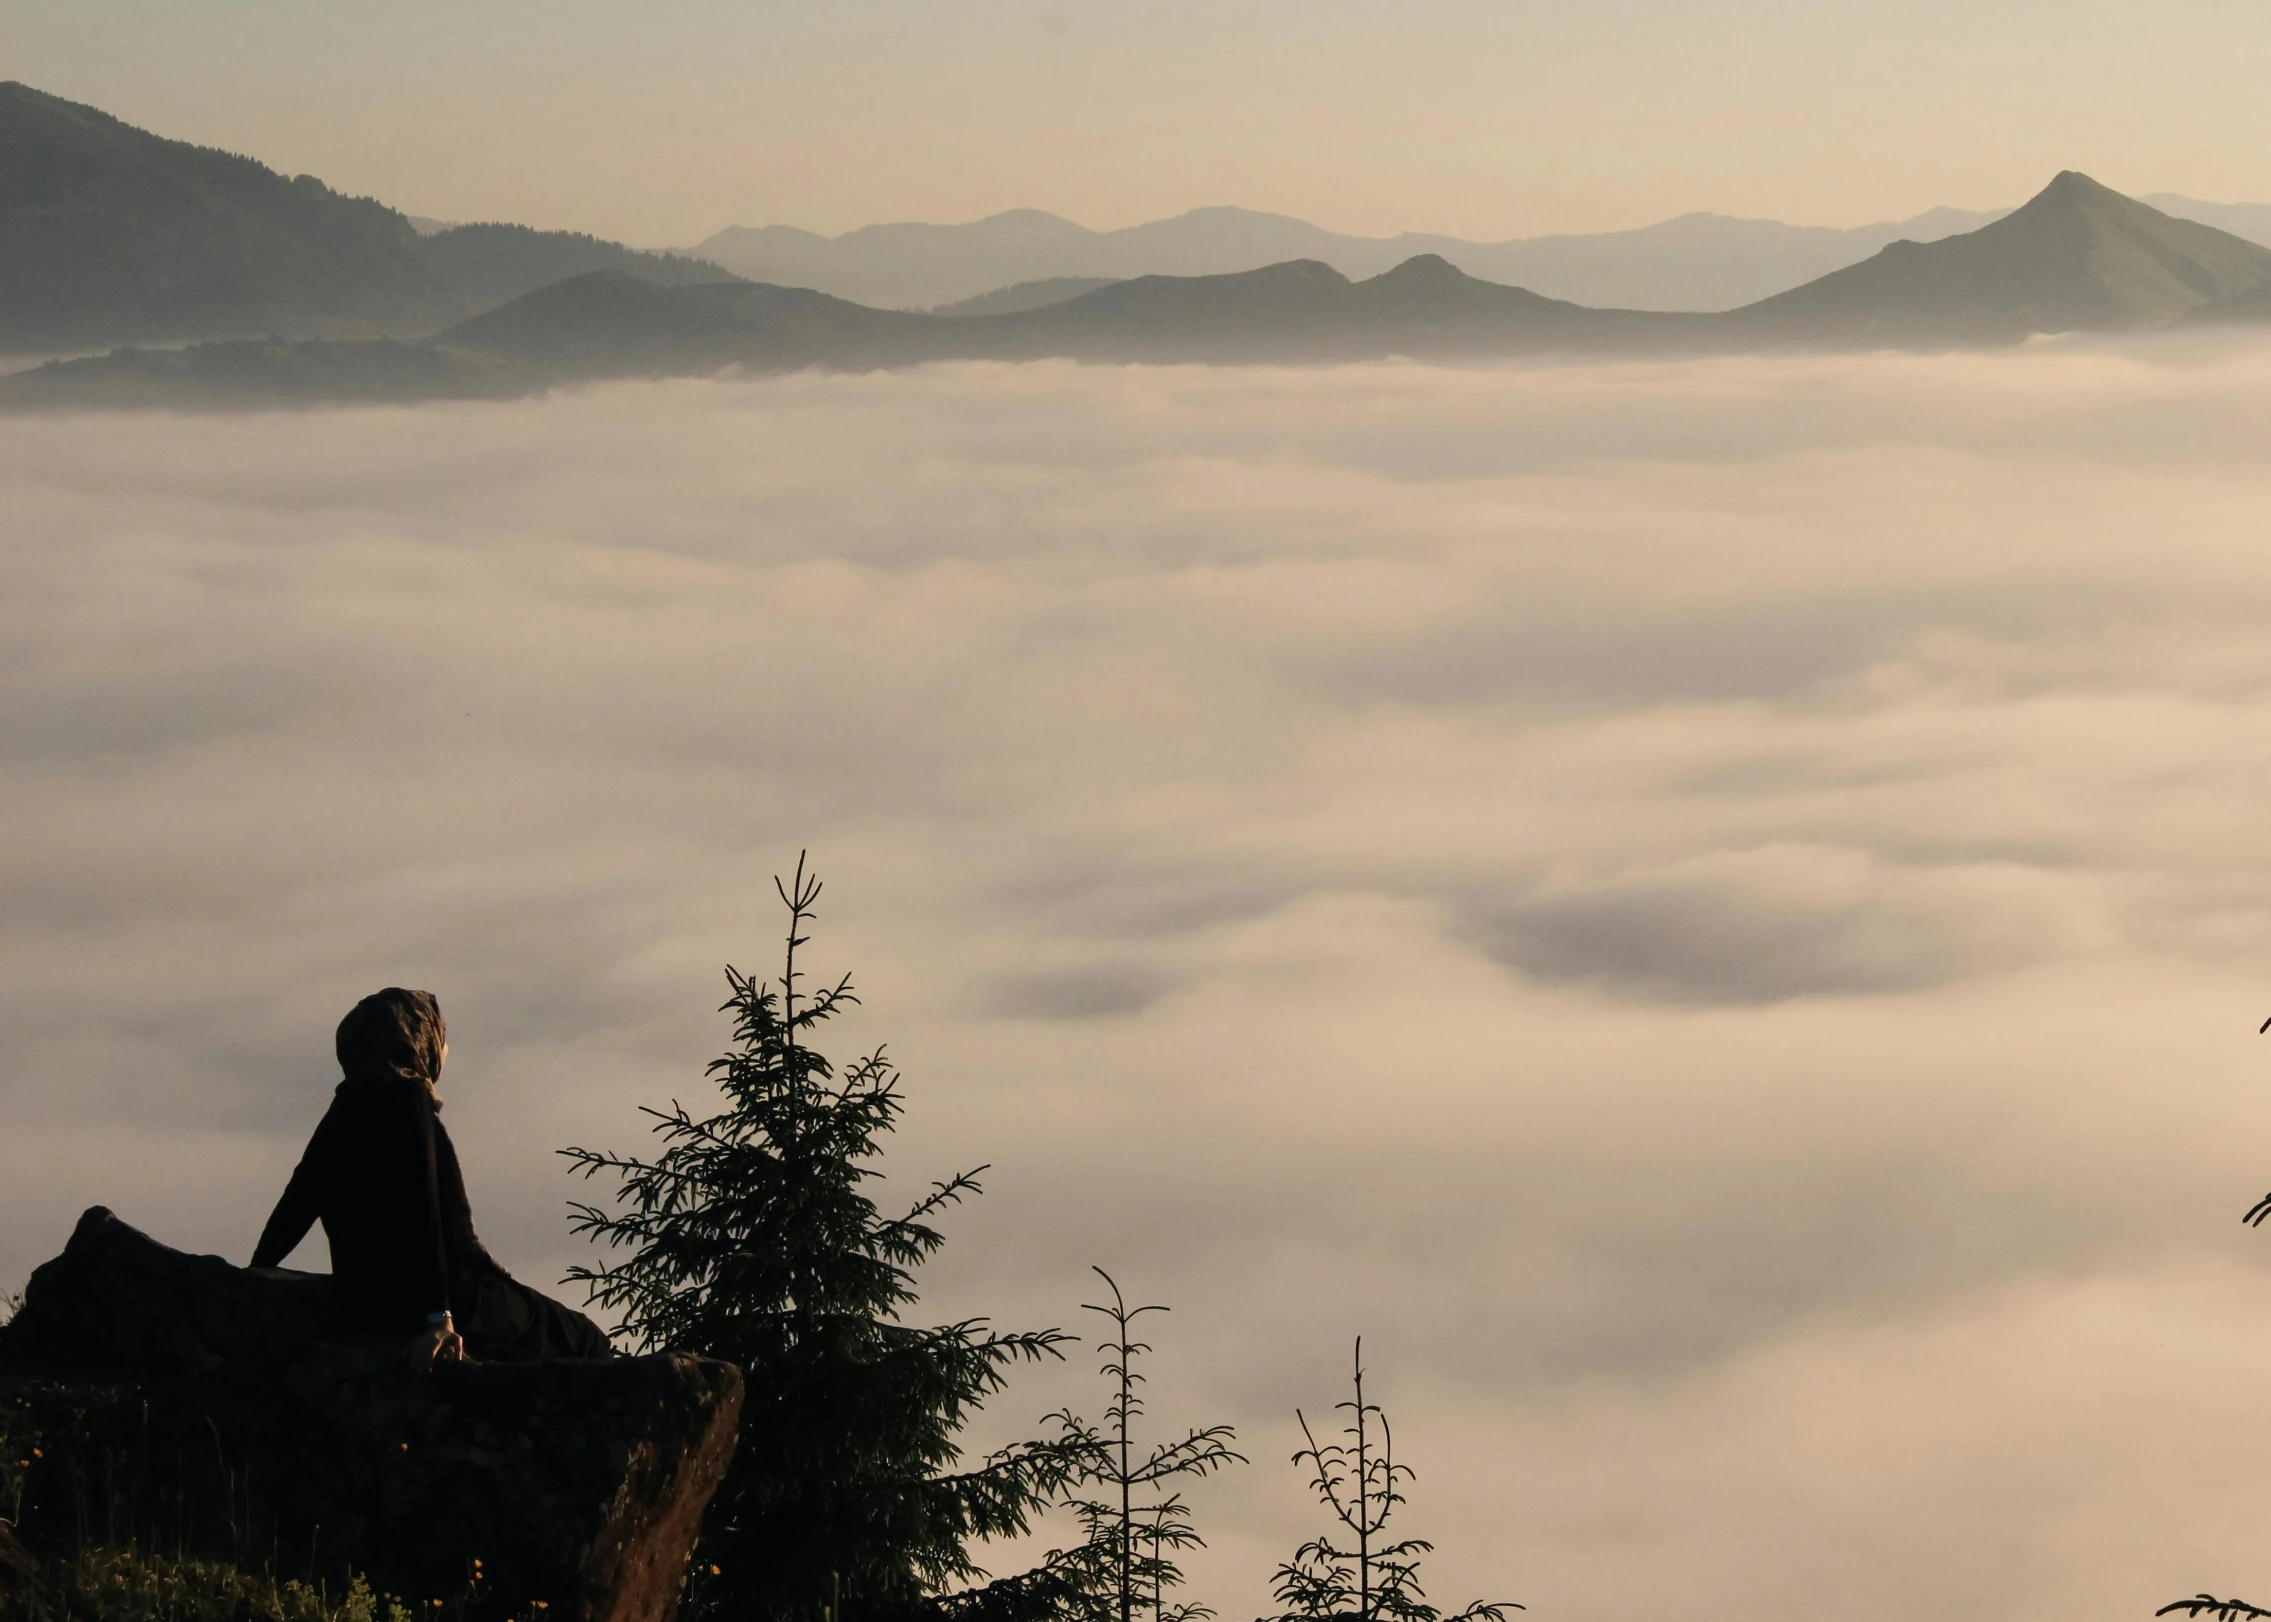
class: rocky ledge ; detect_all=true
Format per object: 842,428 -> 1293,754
1,1208 -> 742,1622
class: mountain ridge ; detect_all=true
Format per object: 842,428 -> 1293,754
14,173 -> 2271,410
686,201 -> 2019,314
0,81 -> 737,354
688,191 -> 2271,317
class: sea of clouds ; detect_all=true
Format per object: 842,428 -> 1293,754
12,341 -> 2271,1622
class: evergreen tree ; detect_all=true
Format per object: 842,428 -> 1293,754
1048,1270 -> 1244,1622
1263,1342 -> 1516,1622
562,858 -> 1075,1622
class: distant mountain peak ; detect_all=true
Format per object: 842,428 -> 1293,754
971,208 -> 1080,227
1733,169 -> 2271,342
1269,258 -> 1353,285
1373,252 -> 1471,284
1168,204 -> 1312,224
1994,168 -> 2240,247
2016,168 -> 2135,215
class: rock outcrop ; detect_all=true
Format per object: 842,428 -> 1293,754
1,1208 -> 742,1622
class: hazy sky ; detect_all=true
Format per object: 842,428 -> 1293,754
13,343 -> 2271,1621
8,0 -> 2271,244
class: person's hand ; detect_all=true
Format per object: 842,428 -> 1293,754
407,1316 -> 465,1372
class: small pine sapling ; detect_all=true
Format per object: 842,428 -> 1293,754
1263,1340 -> 1517,1622
1050,1269 -> 1244,1622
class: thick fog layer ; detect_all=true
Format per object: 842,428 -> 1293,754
10,344 -> 2271,1622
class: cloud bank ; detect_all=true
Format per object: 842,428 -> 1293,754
11,341 -> 2271,1622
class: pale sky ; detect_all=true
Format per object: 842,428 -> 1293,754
8,0 -> 2271,246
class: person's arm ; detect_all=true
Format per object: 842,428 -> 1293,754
432,1120 -> 503,1278
405,1085 -> 463,1371
250,1111 -> 334,1269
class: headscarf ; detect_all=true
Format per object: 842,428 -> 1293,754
335,987 -> 448,1093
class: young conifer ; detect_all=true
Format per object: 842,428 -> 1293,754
561,858 -> 1075,1622
1263,1341 -> 1517,1622
1048,1270 -> 1244,1622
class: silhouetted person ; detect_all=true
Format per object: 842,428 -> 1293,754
252,987 -> 612,1368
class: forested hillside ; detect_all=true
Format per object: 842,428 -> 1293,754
0,82 -> 733,353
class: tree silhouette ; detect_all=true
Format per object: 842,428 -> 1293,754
1263,1341 -> 1517,1622
562,857 -> 1076,1622
1048,1269 -> 1243,1622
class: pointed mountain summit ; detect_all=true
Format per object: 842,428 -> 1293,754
1728,171 -> 2271,344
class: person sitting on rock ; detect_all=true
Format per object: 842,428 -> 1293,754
251,987 -> 613,1369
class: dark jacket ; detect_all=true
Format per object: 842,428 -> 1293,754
251,1075 -> 502,1334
